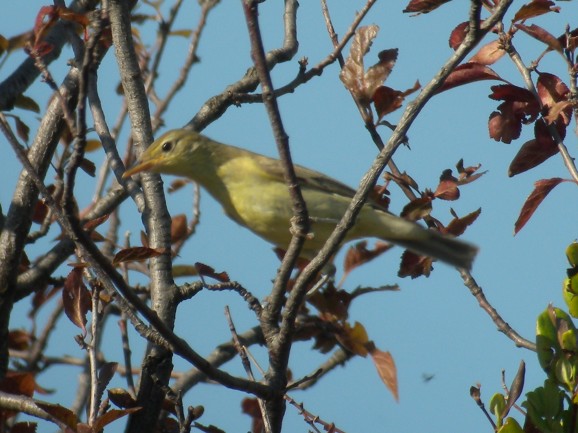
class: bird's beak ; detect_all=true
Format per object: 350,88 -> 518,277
122,159 -> 156,178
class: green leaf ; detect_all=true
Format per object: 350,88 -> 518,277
497,417 -> 524,433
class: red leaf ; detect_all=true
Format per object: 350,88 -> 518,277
513,0 -> 559,23
449,22 -> 469,50
508,119 -> 561,176
537,73 -> 571,125
557,27 -> 578,53
514,178 -> 566,234
489,84 -> 536,102
436,63 -> 504,94
403,0 -> 451,15
488,85 -> 540,144
515,23 -> 563,52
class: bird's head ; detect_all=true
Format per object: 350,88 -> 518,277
123,129 -> 209,179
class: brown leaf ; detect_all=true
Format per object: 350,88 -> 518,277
83,214 -> 110,232
168,179 -> 189,193
343,241 -> 392,277
308,282 -> 351,321
35,402 -> 78,431
112,247 -> 164,265
79,158 -> 96,177
13,115 -> 31,142
545,100 -> 573,125
501,360 -> 525,419
241,398 -> 263,433
273,248 -> 311,271
93,407 -> 142,432
369,184 -> 391,209
469,40 -> 505,65
403,0 -> 451,15
444,208 -> 481,236
0,372 -> 36,419
340,26 -> 398,106
170,214 -> 188,243
400,195 -> 433,221
172,265 -> 199,278
365,49 -> 399,101
515,23 -> 563,52
340,25 -> 379,103
194,262 -> 230,282
370,347 -> 399,401
98,362 -> 118,391
8,330 -> 32,351
62,267 -> 91,335
373,81 -> 420,120
108,388 -> 138,409
10,422 -> 38,433
31,184 -> 55,224
514,178 -> 566,234
29,285 -> 60,319
84,139 -> 102,153
513,0 -> 559,23
385,171 -> 420,191
398,251 -> 433,278
0,372 -> 36,397
456,159 -> 487,185
434,169 -> 459,201
436,63 -> 504,94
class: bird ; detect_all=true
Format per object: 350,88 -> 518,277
123,129 -> 477,270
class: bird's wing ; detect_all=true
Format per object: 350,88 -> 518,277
254,153 -> 388,211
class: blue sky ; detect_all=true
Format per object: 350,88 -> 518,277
3,1 -> 578,432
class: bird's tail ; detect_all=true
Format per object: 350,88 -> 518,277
392,226 -> 478,270
368,210 -> 477,269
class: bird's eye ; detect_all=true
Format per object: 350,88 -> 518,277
161,141 -> 173,153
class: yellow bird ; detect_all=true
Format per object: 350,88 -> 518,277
123,129 -> 477,269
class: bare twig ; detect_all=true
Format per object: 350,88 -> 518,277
460,269 -> 536,350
